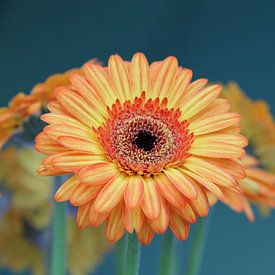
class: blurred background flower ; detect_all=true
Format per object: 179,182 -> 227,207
0,147 -> 111,275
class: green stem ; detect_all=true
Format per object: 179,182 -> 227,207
50,176 -> 67,275
123,232 -> 141,275
186,209 -> 214,275
115,235 -> 127,275
160,229 -> 178,275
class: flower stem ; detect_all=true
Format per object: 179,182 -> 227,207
186,209 -> 214,275
115,235 -> 127,275
160,229 -> 178,275
50,177 -> 67,275
123,232 -> 141,275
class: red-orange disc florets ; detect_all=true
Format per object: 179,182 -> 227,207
97,92 -> 194,175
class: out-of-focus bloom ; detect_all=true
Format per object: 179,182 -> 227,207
0,68 -> 82,149
223,82 -> 275,172
0,147 -> 111,275
36,53 -> 247,244
222,82 -> 275,217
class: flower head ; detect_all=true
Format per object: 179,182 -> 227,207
222,82 -> 275,217
0,147 -> 111,274
36,53 -> 247,244
0,68 -> 82,149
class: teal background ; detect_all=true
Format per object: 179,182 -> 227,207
0,0 -> 275,274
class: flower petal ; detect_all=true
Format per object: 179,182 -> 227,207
108,54 -> 131,101
55,175 -> 80,202
124,175 -> 144,209
190,141 -> 245,158
130,52 -> 149,99
106,202 -> 126,243
77,201 -> 92,229
70,183 -> 103,206
78,161 -> 118,185
169,210 -> 190,240
57,136 -> 103,154
94,173 -> 128,213
51,152 -> 105,172
189,113 -> 241,135
137,220 -> 154,245
180,84 -> 222,120
181,168 -> 224,200
141,177 -> 162,220
124,207 -> 145,233
184,157 -> 237,188
164,168 -> 198,200
154,173 -> 186,208
150,56 -> 178,99
150,197 -> 170,234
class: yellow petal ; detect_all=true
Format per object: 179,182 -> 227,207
130,52 -> 149,99
94,173 -> 128,213
164,168 -> 198,200
141,177 -> 162,220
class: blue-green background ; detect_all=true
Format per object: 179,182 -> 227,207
1,0 -> 275,274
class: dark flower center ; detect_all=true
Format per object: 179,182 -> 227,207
134,131 -> 157,152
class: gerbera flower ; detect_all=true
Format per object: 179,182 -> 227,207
0,68 -> 82,149
222,82 -> 275,217
223,82 -> 275,172
35,53 -> 247,244
0,147 -> 111,275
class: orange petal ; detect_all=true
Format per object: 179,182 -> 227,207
51,152 -> 105,172
77,201 -> 92,229
150,197 -> 170,234
184,157 -> 236,188
187,78 -> 208,94
194,133 -> 248,148
55,88 -> 103,127
89,200 -> 109,227
181,168 -> 224,200
108,54 -> 131,101
41,112 -> 89,130
55,175 -> 80,202
154,173 -> 186,208
94,173 -> 128,213
169,210 -> 190,240
78,161 -> 118,185
150,56 -> 178,99
57,136 -> 103,154
164,168 -> 198,200
174,203 -> 197,223
35,132 -> 66,155
130,52 -> 149,99
141,177 -> 162,220
189,113 -> 241,135
137,220 -> 154,245
168,68 -> 193,108
207,158 -> 246,180
70,183 -> 103,206
124,175 -> 144,209
44,124 -> 93,141
180,84 -> 222,120
84,62 -> 116,104
106,202 -> 126,243
190,141 -> 245,159
70,73 -> 108,117
124,207 -> 145,233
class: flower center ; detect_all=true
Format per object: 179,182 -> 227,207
134,131 -> 156,152
96,93 -> 194,175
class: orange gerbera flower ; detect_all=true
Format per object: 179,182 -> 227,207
222,83 -> 275,218
0,68 -> 82,149
35,53 -> 247,245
